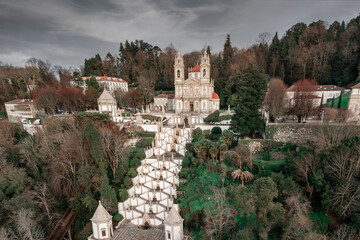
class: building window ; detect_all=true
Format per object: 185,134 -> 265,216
101,229 -> 106,237
167,232 -> 171,239
177,70 -> 180,78
203,69 -> 206,77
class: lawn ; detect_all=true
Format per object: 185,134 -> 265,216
326,92 -> 350,108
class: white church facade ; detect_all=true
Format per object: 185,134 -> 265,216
174,51 -> 220,114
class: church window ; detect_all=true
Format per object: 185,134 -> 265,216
203,69 -> 206,77
177,70 -> 180,78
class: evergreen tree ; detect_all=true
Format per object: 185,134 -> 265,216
206,46 -> 211,56
230,65 -> 269,137
85,76 -> 99,90
84,120 -> 105,171
222,34 -> 233,78
338,93 -> 342,108
100,175 -> 118,212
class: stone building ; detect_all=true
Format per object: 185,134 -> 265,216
88,201 -> 114,240
98,89 -> 117,118
348,82 -> 360,122
71,76 -> 128,94
154,94 -> 175,111
286,84 -> 345,107
164,205 -> 184,240
174,51 -> 220,114
5,99 -> 37,123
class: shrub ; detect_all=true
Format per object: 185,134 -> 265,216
263,152 -> 271,161
123,176 -> 133,189
113,213 -> 123,222
136,131 -> 155,138
74,112 -> 111,125
136,137 -> 153,148
204,110 -> 220,123
142,115 -> 160,122
118,189 -> 129,202
185,143 -> 193,152
211,126 -> 222,135
127,168 -> 137,178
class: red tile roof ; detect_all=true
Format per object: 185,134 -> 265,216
189,65 -> 200,72
212,92 -> 220,99
71,76 -> 127,83
5,99 -> 33,104
352,82 -> 360,89
155,94 -> 175,99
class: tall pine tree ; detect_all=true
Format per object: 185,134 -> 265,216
230,65 -> 269,137
222,34 -> 233,78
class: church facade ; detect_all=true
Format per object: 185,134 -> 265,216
174,51 -> 220,114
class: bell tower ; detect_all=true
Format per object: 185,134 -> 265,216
200,50 -> 210,83
174,50 -> 184,83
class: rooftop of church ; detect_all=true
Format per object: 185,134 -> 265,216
188,65 -> 200,72
111,220 -> 166,240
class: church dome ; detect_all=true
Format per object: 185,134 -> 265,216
212,92 -> 220,99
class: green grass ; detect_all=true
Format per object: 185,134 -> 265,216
326,92 -> 350,108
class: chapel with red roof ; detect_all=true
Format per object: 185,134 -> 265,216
173,50 -> 220,114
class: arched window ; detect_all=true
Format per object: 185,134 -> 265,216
177,70 -> 180,78
203,69 -> 206,77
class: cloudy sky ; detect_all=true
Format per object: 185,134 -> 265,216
1,0 -> 359,68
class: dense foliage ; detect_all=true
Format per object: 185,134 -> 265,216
0,116 -> 143,239
177,126 -> 360,239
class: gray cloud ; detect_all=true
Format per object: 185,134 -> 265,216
0,0 -> 359,68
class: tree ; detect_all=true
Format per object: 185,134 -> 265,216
124,89 -> 142,110
230,65 -> 269,137
252,177 -> 285,240
86,76 -> 100,90
99,127 -> 128,176
100,175 -> 117,212
33,87 -> 60,114
84,87 -> 100,109
14,208 -> 45,240
137,70 -> 156,106
265,78 -> 287,122
288,78 -> 319,122
222,34 -> 234,78
203,187 -> 235,240
292,153 -> 318,197
231,169 -> 254,186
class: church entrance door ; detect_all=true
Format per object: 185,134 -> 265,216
190,102 -> 194,112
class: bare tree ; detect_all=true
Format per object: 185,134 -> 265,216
203,187 -> 235,240
265,78 -> 287,122
31,183 -> 61,229
137,69 -> 156,106
313,124 -> 360,153
14,209 -> 45,240
288,79 -> 319,122
292,154 -> 318,197
283,193 -> 323,240
99,127 -> 128,176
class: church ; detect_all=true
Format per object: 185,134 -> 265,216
174,51 -> 220,114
